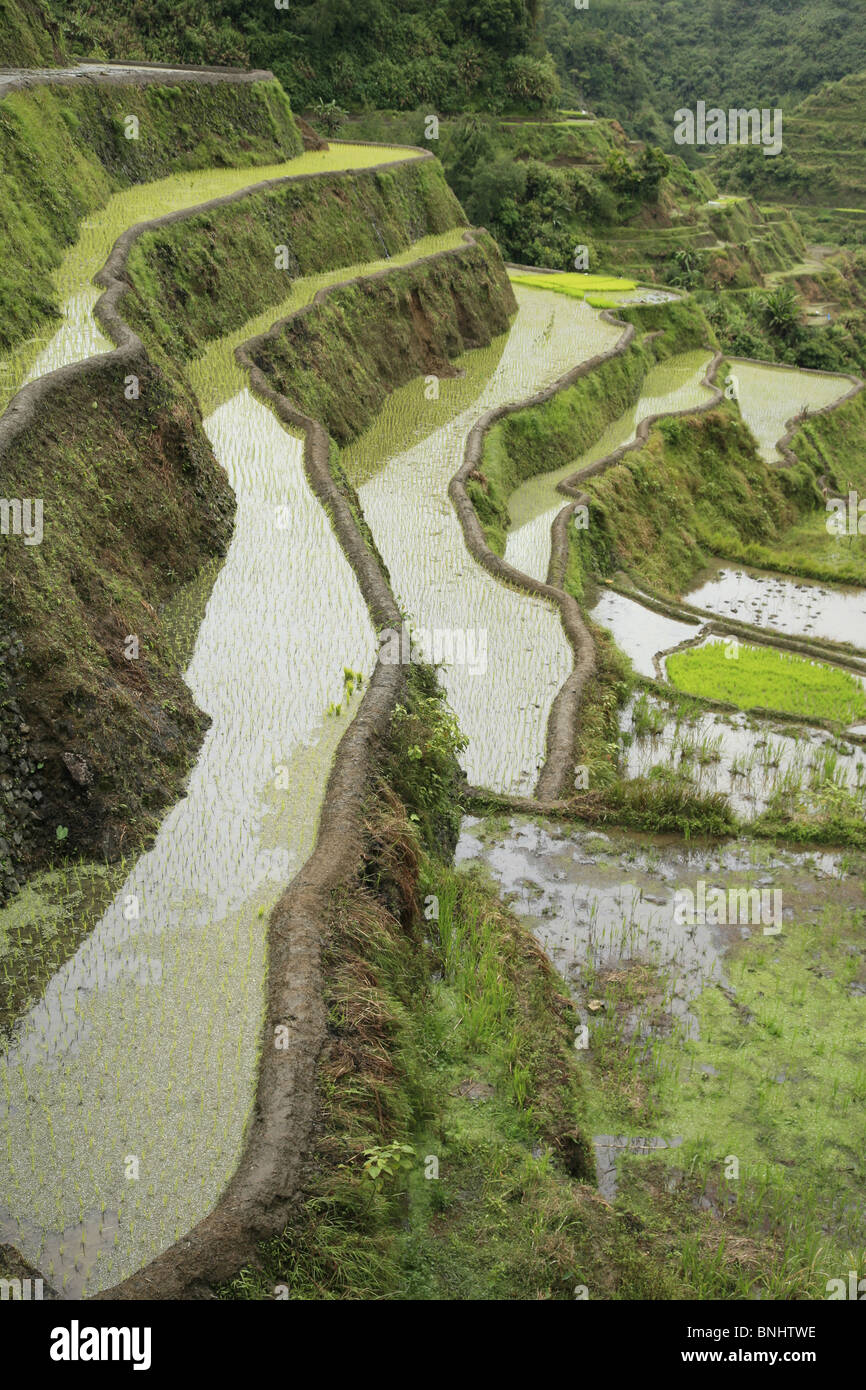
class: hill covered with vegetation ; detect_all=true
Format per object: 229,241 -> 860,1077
543,0 -> 866,148
36,0 -> 558,113
720,68 -> 866,214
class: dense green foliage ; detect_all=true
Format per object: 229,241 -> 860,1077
544,0 -> 866,149
47,0 -> 556,113
0,0 -> 61,65
698,273 -> 866,374
721,69 -> 866,210
347,108 -> 695,272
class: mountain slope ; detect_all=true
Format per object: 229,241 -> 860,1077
720,69 -> 866,211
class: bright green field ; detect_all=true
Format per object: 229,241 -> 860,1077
666,641 -> 866,724
508,270 -> 637,300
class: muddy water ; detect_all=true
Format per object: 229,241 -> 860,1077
728,358 -> 851,463
503,351 -> 715,582
619,693 -> 866,818
589,588 -> 702,678
684,562 -> 866,651
456,815 -> 850,1034
348,287 -> 622,795
2,143 -> 422,414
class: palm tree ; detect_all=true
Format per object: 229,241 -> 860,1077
762,285 -> 800,344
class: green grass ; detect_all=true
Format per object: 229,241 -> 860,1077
561,403 -> 845,601
667,641 -> 866,724
127,157 -> 465,366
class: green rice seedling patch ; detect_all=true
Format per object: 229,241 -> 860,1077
667,640 -> 866,724
508,270 -> 637,300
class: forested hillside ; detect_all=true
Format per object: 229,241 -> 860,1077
721,68 -> 866,211
10,0 -> 866,140
38,0 -> 558,112
544,0 -> 866,145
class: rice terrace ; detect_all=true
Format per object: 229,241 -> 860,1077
0,0 -> 865,1349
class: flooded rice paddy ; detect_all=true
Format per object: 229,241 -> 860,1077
619,692 -> 866,818
347,287 -> 622,794
457,815 -> 866,1226
503,350 -> 715,582
590,588 -> 701,679
456,815 -> 855,1039
0,380 -> 377,1294
589,584 -> 866,814
684,563 -> 866,651
3,124 -> 864,1295
728,358 -> 851,463
2,143 -> 422,416
0,144 -> 446,1295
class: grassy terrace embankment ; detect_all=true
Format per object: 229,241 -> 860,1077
1,73 -> 309,909
473,298 -> 714,557
124,157 -> 467,362
237,233 -> 514,445
0,0 -> 61,65
0,72 -> 301,352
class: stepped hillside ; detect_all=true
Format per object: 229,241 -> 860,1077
720,69 -> 866,215
0,140 -> 473,898
0,75 -> 301,352
345,108 -> 808,291
1,33 -> 866,1314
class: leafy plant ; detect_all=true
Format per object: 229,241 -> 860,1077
361,1141 -> 416,1183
